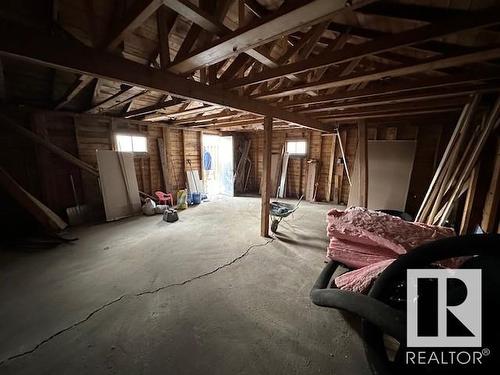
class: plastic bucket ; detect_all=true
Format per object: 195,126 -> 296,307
191,192 -> 201,205
177,189 -> 187,210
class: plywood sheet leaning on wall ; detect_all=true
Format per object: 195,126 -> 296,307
270,153 -> 282,197
349,140 -> 416,211
305,160 -> 319,202
277,152 -> 289,198
96,150 -> 141,221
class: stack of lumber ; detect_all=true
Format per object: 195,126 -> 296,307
415,94 -> 500,226
234,140 -> 251,192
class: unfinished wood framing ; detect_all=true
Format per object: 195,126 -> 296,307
357,119 -> 368,208
0,0 -> 498,235
260,116 -> 272,237
324,134 -> 336,202
481,137 -> 500,232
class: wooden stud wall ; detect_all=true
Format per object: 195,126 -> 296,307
182,130 -> 201,176
1,109 -> 201,218
243,119 -> 451,215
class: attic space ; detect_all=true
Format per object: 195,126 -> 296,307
0,1 -> 500,374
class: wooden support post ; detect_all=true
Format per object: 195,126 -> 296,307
261,116 -> 272,237
325,134 -> 336,202
358,119 -> 368,207
160,129 -> 172,192
199,131 -> 204,179
182,129 -> 187,187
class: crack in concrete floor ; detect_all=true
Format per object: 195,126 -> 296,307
0,238 -> 274,367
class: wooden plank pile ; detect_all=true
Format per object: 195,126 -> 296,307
234,139 -> 252,193
415,94 -> 500,228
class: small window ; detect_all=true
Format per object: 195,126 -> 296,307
286,140 -> 307,156
115,134 -> 147,153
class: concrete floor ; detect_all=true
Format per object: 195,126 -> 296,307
0,196 -> 371,375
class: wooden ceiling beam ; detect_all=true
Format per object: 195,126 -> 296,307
124,97 -> 184,118
164,0 -> 224,34
218,54 -> 251,82
172,109 -> 242,125
157,5 -> 176,69
0,27 -> 332,129
320,107 -> 461,123
170,0 -> 230,63
102,0 -> 164,50
314,97 -> 469,119
255,47 -> 500,99
243,0 -> 269,18
86,86 -> 145,114
189,113 -> 259,128
224,13 -> 500,89
174,24 -> 203,62
166,0 -> 372,74
298,87 -> 486,114
165,0 -> 302,81
282,73 -> 500,108
56,0 -> 164,109
246,23 -> 331,95
54,76 -> 94,109
327,22 -> 478,57
356,1 -> 471,23
145,104 -> 221,121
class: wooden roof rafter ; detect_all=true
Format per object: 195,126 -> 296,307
2,21 -> 338,130
252,47 -> 500,100
166,0 -> 376,75
223,12 -> 500,90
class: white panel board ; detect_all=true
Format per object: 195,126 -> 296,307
348,140 -> 416,211
97,150 -> 141,221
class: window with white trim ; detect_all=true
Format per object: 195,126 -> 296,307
115,134 -> 147,153
286,140 -> 307,156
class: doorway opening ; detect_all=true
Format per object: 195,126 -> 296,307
202,134 -> 234,197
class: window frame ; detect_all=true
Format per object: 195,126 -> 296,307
285,139 -> 308,158
114,133 -> 148,154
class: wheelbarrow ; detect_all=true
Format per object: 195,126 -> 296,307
310,234 -> 500,375
269,196 -> 303,233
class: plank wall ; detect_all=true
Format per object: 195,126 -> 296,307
0,109 -> 200,220
242,118 -> 453,216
